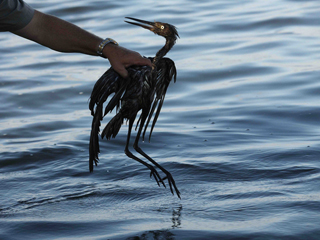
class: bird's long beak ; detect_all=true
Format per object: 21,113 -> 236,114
125,17 -> 155,31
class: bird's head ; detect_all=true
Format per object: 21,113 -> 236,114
125,17 -> 179,41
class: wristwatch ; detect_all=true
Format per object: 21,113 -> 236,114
97,38 -> 118,57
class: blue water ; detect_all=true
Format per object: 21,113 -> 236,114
1,0 -> 320,239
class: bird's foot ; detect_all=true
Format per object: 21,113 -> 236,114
148,165 -> 166,188
162,172 -> 181,199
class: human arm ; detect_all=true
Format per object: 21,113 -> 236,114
12,10 -> 151,78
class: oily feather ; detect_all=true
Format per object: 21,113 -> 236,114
89,57 -> 176,172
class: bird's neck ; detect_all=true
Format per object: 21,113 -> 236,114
152,38 -> 175,71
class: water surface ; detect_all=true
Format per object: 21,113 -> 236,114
1,0 -> 320,239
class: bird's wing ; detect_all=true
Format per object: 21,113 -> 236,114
89,68 -> 127,116
143,57 -> 177,141
89,59 -> 176,170
89,67 -> 126,172
89,65 -> 152,171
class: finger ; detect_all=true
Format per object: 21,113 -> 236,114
138,57 -> 152,67
115,65 -> 129,79
124,56 -> 152,68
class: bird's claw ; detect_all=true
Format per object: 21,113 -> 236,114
149,166 -> 166,188
162,172 -> 180,199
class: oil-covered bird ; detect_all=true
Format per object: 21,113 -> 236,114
89,17 -> 180,198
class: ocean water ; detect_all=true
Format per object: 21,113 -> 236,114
1,0 -> 320,239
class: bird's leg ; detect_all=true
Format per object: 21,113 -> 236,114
133,110 -> 180,198
124,115 -> 163,187
142,99 -> 158,141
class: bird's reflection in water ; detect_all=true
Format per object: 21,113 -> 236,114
127,230 -> 174,240
171,205 -> 182,229
126,205 -> 182,240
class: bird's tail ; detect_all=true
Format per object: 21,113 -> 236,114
101,112 -> 123,140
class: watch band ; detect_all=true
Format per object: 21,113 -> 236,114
97,38 -> 118,56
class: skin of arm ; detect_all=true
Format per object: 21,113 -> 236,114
12,10 -> 152,78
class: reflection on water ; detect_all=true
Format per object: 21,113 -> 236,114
127,230 -> 175,240
1,0 -> 320,239
171,205 -> 182,229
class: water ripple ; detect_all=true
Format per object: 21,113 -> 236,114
1,0 -> 320,239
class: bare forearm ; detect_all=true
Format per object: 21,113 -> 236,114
13,10 -> 102,56
12,9 -> 152,78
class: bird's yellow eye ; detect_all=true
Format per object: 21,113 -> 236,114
161,25 -> 165,30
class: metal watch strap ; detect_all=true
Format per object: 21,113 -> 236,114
97,38 -> 118,56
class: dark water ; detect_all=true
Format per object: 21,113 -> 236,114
1,0 -> 320,239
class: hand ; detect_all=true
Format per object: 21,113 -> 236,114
103,44 -> 152,79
